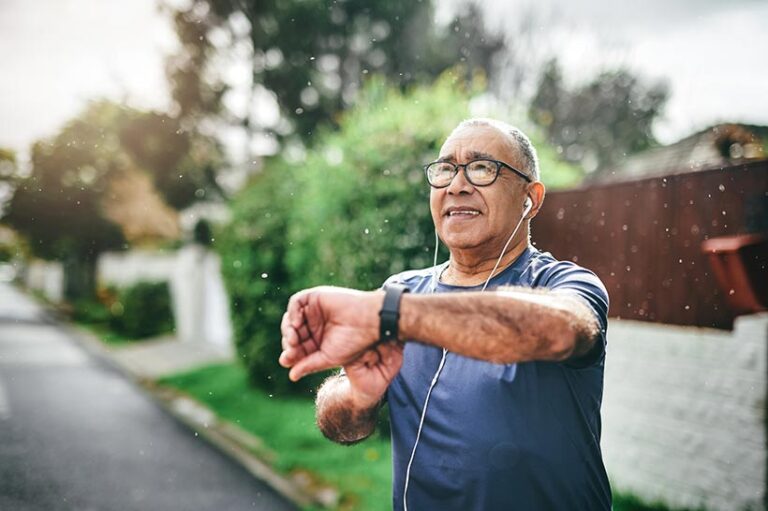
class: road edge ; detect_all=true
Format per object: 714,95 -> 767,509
62,322 -> 334,510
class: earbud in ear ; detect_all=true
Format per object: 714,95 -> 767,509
523,197 -> 533,215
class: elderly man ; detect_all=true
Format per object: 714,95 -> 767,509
279,118 -> 611,510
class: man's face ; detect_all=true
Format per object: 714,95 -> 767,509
430,124 -> 530,254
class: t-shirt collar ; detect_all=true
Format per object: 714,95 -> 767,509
435,244 -> 537,291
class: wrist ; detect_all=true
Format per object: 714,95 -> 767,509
398,292 -> 417,342
345,379 -> 383,411
378,284 -> 409,343
368,289 -> 386,343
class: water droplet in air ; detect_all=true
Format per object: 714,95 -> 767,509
261,273 -> 268,279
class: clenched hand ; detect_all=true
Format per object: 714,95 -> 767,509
279,286 -> 404,391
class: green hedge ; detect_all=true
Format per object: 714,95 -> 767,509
109,280 -> 175,339
74,281 -> 175,340
218,72 -> 583,393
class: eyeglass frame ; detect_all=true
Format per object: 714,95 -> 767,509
423,158 -> 533,188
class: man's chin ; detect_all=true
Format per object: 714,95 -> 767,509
440,233 -> 485,251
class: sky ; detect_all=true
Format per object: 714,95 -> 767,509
0,0 -> 175,153
1,0 -> 767,159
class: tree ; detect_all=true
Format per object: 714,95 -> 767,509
529,59 -> 669,173
164,0 -> 505,148
3,104 -> 126,298
118,110 -> 225,209
2,101 -> 222,299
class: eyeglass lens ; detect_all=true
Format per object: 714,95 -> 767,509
427,160 -> 497,187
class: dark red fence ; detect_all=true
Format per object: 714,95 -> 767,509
532,160 -> 768,330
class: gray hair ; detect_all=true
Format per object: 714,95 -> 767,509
451,118 -> 540,182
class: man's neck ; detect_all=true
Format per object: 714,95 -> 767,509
442,240 -> 530,287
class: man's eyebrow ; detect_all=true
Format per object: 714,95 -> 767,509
435,150 -> 495,163
467,150 -> 495,160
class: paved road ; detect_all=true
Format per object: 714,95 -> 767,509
0,283 -> 297,511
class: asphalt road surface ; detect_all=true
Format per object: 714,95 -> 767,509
0,283 -> 297,511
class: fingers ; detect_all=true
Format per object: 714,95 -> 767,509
286,289 -> 312,329
289,351 -> 334,382
279,311 -> 301,368
280,302 -> 322,370
281,312 -> 298,349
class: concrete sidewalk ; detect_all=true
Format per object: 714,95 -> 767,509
94,334 -> 234,380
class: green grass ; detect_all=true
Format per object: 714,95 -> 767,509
158,363 -> 392,511
613,493 -> 706,511
159,362 -> 709,511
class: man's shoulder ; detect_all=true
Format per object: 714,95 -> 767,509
523,247 -> 607,292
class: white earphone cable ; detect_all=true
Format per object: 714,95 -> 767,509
403,200 -> 532,510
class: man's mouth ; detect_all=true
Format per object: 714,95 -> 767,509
445,207 -> 482,217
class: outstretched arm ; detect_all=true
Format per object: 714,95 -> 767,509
399,286 -> 599,364
280,285 -> 601,381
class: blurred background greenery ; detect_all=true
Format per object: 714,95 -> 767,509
0,0 -> 670,390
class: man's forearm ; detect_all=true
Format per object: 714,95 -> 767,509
399,286 -> 598,364
315,374 -> 379,445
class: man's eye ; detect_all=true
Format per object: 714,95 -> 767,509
468,161 -> 494,174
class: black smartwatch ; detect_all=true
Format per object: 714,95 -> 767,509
378,283 -> 410,344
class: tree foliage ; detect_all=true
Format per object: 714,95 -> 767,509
2,101 -> 222,298
529,59 -> 669,173
217,73 -> 582,392
4,103 -> 127,264
167,0 -> 504,145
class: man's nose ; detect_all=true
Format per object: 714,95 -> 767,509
446,168 -> 475,195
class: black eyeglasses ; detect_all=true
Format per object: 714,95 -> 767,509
424,159 -> 532,188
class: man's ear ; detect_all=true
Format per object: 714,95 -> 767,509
525,181 -> 546,219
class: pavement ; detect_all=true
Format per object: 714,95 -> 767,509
0,282 -> 302,511
95,333 -> 234,380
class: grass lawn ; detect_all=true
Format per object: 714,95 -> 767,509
159,362 -> 706,511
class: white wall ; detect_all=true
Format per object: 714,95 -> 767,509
602,314 -> 767,511
24,259 -> 64,303
97,249 -> 176,288
97,246 -> 233,352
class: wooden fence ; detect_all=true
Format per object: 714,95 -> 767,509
532,160 -> 768,329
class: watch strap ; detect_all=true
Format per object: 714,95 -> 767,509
379,283 -> 409,343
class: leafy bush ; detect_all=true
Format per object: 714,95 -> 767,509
219,72 -> 583,393
108,281 -> 175,339
71,297 -> 112,325
217,164 -> 309,393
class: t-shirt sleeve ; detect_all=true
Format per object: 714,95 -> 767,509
542,262 -> 609,369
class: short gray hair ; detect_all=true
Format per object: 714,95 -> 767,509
451,118 -> 540,182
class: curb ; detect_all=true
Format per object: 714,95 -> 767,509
66,323 -> 338,510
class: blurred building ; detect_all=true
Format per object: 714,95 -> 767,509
588,123 -> 768,184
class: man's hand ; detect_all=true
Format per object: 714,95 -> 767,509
279,286 -> 390,382
343,340 -> 404,408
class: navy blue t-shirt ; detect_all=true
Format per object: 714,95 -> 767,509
384,244 -> 611,511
